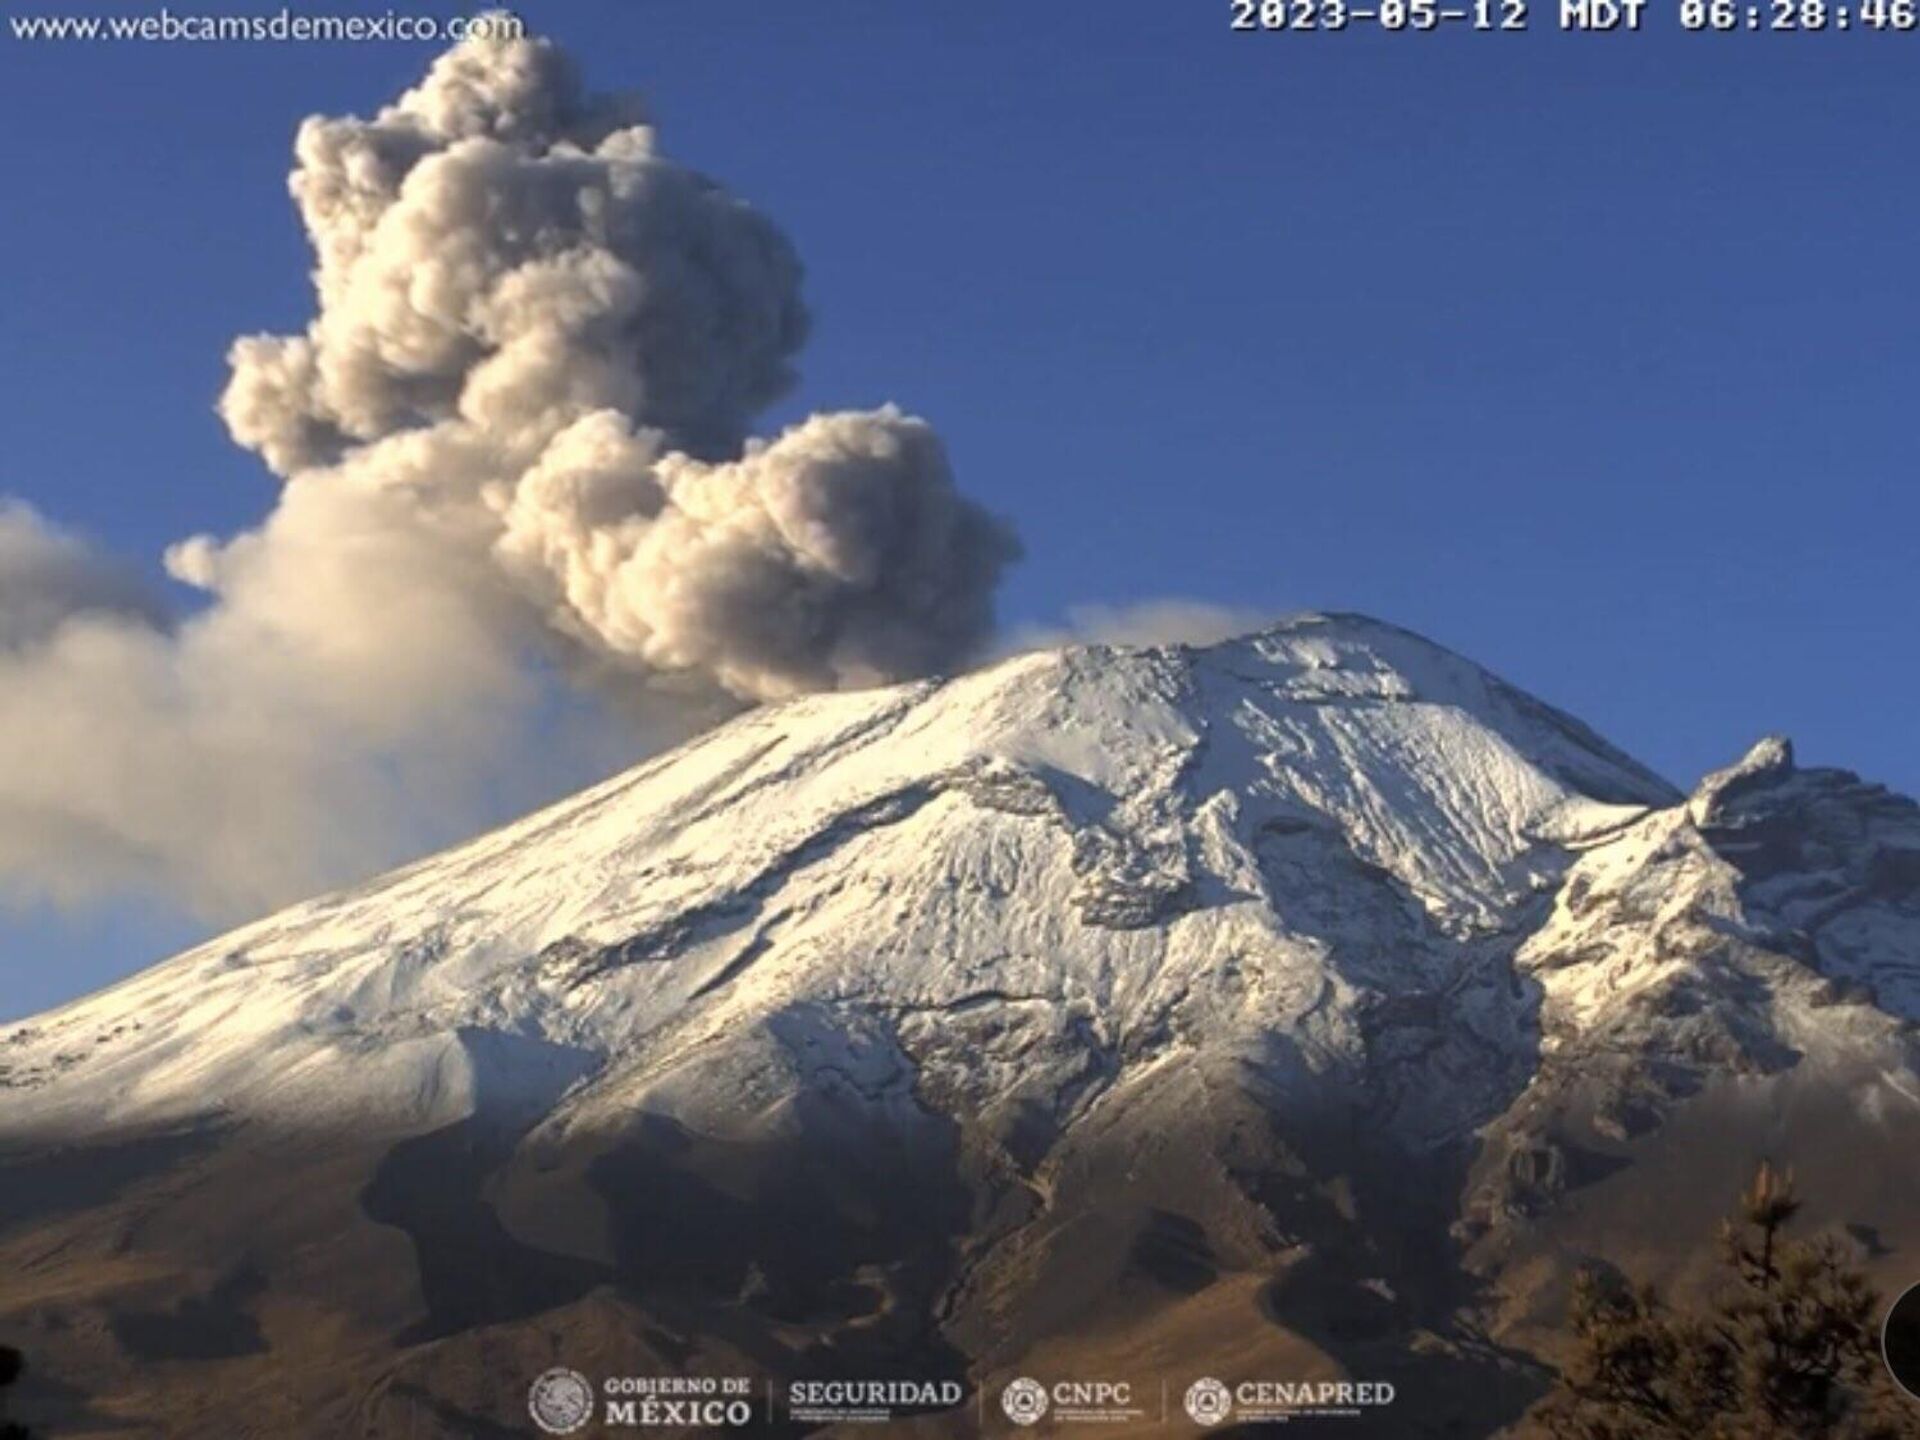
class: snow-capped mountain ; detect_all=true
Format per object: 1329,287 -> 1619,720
0,615 -> 1672,1134
2,614 -> 1916,1438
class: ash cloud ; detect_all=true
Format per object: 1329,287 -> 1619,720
214,22 -> 1019,701
0,26 -> 1018,918
0,504 -> 165,651
1005,600 -> 1277,655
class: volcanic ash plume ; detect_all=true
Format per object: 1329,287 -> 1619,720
0,26 -> 1019,915
213,23 -> 1019,701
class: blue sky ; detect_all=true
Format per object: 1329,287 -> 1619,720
1,2 -> 1915,1014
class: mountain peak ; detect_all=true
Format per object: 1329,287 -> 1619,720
1,613 -> 1683,1142
1688,732 -> 1796,823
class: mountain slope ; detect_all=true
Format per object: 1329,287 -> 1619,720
0,614 -> 1670,1137
1,614 -> 1915,1439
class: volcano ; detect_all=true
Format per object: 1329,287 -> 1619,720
3,614 -> 1917,1437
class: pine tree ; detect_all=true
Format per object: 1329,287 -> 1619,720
1537,1163 -> 1920,1439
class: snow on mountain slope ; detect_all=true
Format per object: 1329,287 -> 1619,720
5,612 -> 1920,1440
1452,733 -> 1920,1234
1522,732 -> 1920,1060
0,612 -> 1828,1163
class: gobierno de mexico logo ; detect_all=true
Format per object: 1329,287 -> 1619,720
528,1367 -> 595,1435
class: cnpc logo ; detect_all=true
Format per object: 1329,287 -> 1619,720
1000,1376 -> 1138,1426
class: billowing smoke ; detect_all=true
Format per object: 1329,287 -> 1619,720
214,22 -> 1019,701
491,407 -> 1012,698
0,25 -> 1018,918
0,504 -> 165,651
1013,600 -> 1277,653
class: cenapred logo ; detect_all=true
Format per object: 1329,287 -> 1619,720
1001,1376 -> 1050,1425
1183,1377 -> 1233,1427
528,1367 -> 595,1435
1184,1375 -> 1396,1426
